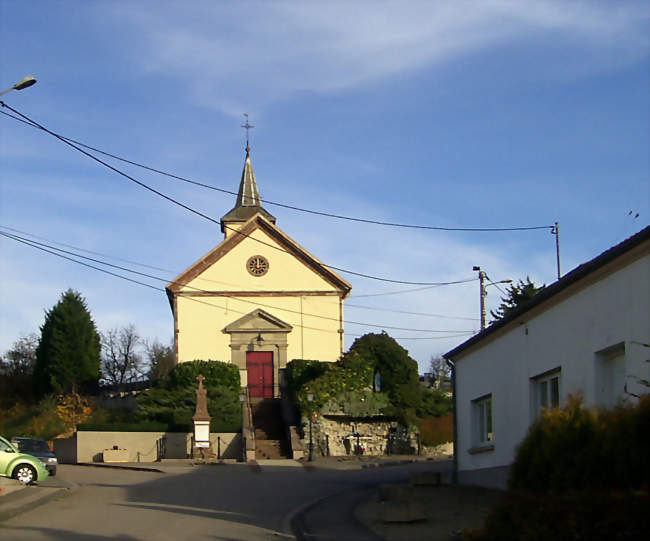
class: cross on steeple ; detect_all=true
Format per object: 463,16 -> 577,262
241,113 -> 254,154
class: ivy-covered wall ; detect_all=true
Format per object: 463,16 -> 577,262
285,333 -> 453,456
306,416 -> 419,457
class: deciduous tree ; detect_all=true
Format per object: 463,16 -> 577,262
429,354 -> 451,385
101,324 -> 145,385
0,333 -> 38,406
145,339 -> 175,383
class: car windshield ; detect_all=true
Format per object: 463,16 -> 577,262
15,439 -> 50,453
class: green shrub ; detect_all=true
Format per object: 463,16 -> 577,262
417,388 -> 452,417
345,332 -> 420,399
345,333 -> 422,425
464,489 -> 649,541
287,333 -> 434,428
0,395 -> 73,440
321,390 -> 391,417
509,394 -> 650,492
285,359 -> 333,400
164,360 -> 239,391
135,360 -> 242,432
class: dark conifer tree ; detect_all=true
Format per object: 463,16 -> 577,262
34,289 -> 101,396
490,277 -> 545,322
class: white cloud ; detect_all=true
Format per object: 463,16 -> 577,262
108,1 -> 649,115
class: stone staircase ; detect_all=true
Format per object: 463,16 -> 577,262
251,398 -> 289,460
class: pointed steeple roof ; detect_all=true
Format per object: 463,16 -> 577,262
220,146 -> 276,233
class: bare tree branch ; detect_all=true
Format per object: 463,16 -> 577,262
100,324 -> 144,385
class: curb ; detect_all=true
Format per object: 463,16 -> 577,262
285,491 -> 340,541
286,486 -> 383,541
75,463 -> 165,473
0,479 -> 78,523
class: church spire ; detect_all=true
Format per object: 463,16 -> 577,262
220,116 -> 276,236
235,148 -> 261,207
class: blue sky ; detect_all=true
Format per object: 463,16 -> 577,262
1,1 -> 648,373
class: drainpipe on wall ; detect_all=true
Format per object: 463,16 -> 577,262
446,357 -> 458,485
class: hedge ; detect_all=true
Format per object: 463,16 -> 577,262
509,394 -> 650,492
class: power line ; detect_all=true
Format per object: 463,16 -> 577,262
0,102 -> 476,286
485,274 -> 508,296
0,225 -> 477,311
345,303 -> 479,321
0,231 -> 335,336
0,107 -> 554,233
1,231 -> 475,334
348,332 -> 475,340
350,281 -> 475,298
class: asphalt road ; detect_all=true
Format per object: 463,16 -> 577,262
0,460 -> 449,540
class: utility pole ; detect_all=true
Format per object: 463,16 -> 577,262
473,266 -> 487,330
473,266 -> 512,331
551,222 -> 561,280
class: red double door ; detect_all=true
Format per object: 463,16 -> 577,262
246,351 -> 274,398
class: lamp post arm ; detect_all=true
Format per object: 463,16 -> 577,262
0,75 -> 37,97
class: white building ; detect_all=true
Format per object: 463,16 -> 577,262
445,226 -> 650,489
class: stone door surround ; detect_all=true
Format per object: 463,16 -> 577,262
223,308 -> 292,398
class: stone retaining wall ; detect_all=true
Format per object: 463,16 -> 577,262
303,415 -> 418,457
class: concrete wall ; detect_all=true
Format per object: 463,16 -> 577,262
71,432 -> 240,463
53,437 -> 77,464
175,226 -> 344,365
458,465 -> 511,490
453,250 -> 649,484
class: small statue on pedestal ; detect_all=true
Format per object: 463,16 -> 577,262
192,374 -> 214,460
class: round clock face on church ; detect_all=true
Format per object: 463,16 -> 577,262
247,255 -> 269,276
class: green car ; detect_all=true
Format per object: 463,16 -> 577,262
0,435 -> 50,484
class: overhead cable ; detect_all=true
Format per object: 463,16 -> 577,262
1,231 -> 475,334
0,103 -> 477,286
0,107 -> 553,232
0,224 -> 477,314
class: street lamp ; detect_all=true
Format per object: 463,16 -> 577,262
0,75 -> 37,97
473,266 -> 512,330
307,392 -> 314,462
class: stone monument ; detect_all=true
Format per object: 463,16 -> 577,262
192,375 -> 213,459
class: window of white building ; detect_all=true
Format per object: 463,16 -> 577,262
472,394 -> 493,446
595,343 -> 626,408
533,369 -> 561,413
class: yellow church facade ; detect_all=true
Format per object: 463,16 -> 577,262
166,147 -> 351,398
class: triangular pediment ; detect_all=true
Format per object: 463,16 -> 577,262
166,213 -> 352,297
223,308 -> 293,334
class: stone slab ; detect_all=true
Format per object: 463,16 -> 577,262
409,471 -> 441,486
378,484 -> 411,501
380,500 -> 428,523
102,449 -> 129,462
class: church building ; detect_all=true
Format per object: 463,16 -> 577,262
166,145 -> 352,398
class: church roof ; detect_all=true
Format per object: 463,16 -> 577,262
166,213 -> 352,303
221,148 -> 276,232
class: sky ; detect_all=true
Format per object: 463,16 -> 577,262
1,1 -> 648,373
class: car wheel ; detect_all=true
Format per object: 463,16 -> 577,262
13,464 -> 36,484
